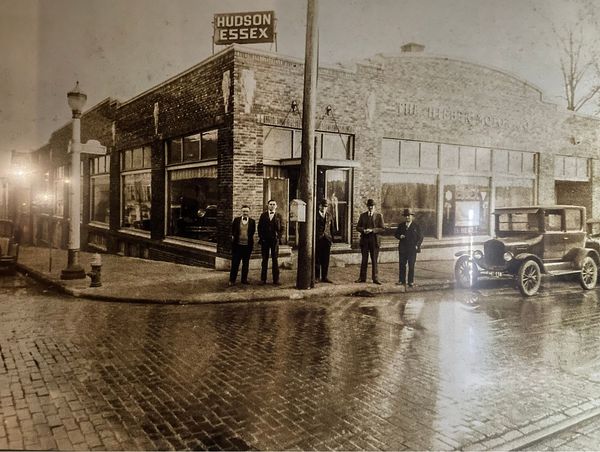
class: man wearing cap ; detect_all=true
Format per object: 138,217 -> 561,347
356,198 -> 385,284
395,208 -> 423,288
315,198 -> 335,283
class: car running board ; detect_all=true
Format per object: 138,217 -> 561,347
546,269 -> 580,276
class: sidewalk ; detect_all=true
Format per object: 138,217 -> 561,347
16,245 -> 456,304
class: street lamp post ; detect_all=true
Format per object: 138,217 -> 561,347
61,82 -> 87,280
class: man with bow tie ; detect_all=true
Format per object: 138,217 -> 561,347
356,198 -> 385,284
258,199 -> 284,285
395,208 -> 423,289
229,205 -> 256,286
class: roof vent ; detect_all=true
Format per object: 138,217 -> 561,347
401,42 -> 425,53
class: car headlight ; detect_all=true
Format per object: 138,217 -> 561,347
503,252 -> 514,261
473,250 -> 483,260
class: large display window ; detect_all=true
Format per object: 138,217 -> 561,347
442,176 -> 490,236
495,178 -> 535,208
90,155 -> 110,223
121,146 -> 152,230
381,173 -> 437,237
167,166 -> 218,242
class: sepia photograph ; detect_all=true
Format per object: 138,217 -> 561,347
2,0 -> 600,450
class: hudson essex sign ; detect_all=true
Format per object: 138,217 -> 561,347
214,11 -> 275,45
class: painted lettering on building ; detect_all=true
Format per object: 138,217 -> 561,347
214,11 -> 275,45
397,102 -> 530,131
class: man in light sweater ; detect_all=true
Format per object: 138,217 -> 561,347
229,205 -> 256,285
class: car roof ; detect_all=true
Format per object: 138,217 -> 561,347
493,205 -> 585,214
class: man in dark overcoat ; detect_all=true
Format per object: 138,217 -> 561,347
229,205 -> 256,285
257,199 -> 284,285
395,208 -> 424,288
355,198 -> 385,284
315,198 -> 335,283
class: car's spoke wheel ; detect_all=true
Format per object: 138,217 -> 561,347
517,260 -> 541,296
580,256 -> 598,290
455,255 -> 478,289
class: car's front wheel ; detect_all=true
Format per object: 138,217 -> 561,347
454,255 -> 478,289
579,256 -> 598,290
517,259 -> 541,296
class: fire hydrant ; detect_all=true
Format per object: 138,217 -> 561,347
87,253 -> 103,287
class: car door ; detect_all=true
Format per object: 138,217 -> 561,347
542,209 -> 564,260
563,208 -> 585,256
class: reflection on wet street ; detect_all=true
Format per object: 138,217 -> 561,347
3,275 -> 600,450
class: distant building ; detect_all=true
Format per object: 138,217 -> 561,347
30,44 -> 600,268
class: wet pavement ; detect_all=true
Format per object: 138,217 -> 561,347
3,274 -> 600,450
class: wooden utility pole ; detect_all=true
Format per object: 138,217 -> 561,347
296,0 -> 319,289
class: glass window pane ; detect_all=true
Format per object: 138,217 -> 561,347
459,146 -> 476,172
493,149 -> 509,173
564,156 -> 577,178
508,151 -> 522,174
545,213 -> 562,232
183,134 -> 201,162
522,152 -> 534,174
143,146 -> 152,168
122,150 -> 132,171
420,142 -> 438,168
495,178 -> 534,208
442,175 -> 490,236
440,144 -> 459,170
577,158 -> 589,179
476,147 -> 491,171
566,209 -> 582,231
106,155 -> 111,172
381,139 -> 399,168
381,172 -> 437,237
554,155 -> 565,177
122,172 -> 152,230
201,130 -> 218,160
91,175 -> 110,223
400,140 -> 419,168
132,147 -> 143,169
263,127 -> 292,159
167,174 -> 218,242
322,133 -> 348,160
326,169 -> 349,242
292,130 -> 302,158
168,139 -> 182,165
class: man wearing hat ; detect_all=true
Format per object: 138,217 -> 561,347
315,198 -> 335,283
394,208 -> 423,288
356,198 -> 385,284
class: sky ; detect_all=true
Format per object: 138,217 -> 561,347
0,0 -> 597,174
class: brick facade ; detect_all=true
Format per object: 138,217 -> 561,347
29,45 -> 600,268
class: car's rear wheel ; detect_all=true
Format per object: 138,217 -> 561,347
517,259 -> 541,296
455,255 -> 478,289
579,256 -> 598,290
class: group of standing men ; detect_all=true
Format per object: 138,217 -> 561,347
229,198 -> 423,288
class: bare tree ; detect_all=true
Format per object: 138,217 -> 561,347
556,25 -> 600,112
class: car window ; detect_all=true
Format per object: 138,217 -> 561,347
497,213 -> 539,232
565,209 -> 582,231
545,212 -> 562,231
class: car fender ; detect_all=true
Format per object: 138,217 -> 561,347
514,253 -> 546,273
569,248 -> 600,268
454,250 -> 471,258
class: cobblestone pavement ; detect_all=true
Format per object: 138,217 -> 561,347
3,274 -> 600,450
524,414 -> 600,450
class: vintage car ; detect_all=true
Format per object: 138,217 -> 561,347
454,205 -> 599,296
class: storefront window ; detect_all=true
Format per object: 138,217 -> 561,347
90,155 -> 110,224
167,166 -> 218,242
442,176 -> 490,236
263,127 -> 293,160
326,169 -> 350,242
167,129 -> 219,165
381,173 -> 437,237
53,166 -> 66,217
122,173 -> 151,230
495,178 -> 534,208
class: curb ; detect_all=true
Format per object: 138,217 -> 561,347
17,263 -> 454,305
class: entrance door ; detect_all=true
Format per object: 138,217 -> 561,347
317,167 -> 350,243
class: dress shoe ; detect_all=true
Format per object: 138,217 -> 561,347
241,280 -> 250,285
395,282 -> 405,286
228,281 -> 235,286
321,278 -> 334,284
273,281 -> 281,286
260,280 -> 267,285
373,279 -> 382,285
355,278 -> 366,283
408,283 -> 415,287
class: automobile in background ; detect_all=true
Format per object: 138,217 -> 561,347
454,205 -> 599,296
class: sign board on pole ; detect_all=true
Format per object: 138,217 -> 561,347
214,11 -> 275,45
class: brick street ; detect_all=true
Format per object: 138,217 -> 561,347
3,275 -> 600,450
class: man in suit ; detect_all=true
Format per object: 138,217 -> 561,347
356,198 -> 385,284
258,199 -> 284,285
229,205 -> 256,286
315,198 -> 335,283
395,208 -> 424,288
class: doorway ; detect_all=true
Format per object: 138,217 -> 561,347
317,167 -> 350,243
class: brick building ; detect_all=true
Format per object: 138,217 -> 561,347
30,43 -> 600,268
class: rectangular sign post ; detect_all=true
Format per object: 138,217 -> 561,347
214,11 -> 275,45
